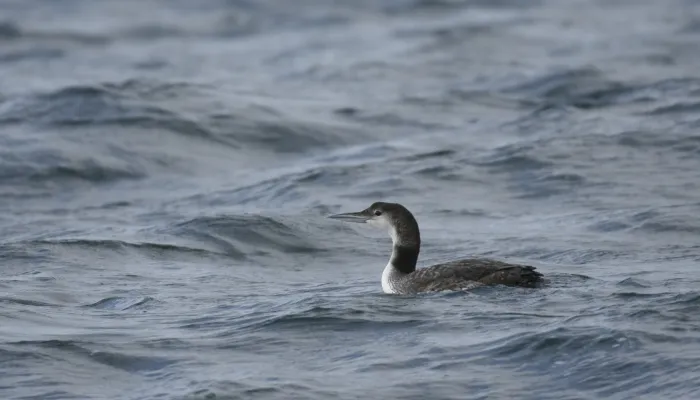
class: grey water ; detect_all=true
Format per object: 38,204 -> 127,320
1,0 -> 700,399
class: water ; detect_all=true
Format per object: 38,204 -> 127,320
1,0 -> 700,398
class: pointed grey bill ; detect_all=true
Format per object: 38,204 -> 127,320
327,211 -> 371,223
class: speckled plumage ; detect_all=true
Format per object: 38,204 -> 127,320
384,258 -> 542,295
329,201 -> 544,295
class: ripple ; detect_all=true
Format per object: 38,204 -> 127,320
612,291 -> 672,300
84,296 -> 156,311
33,238 -> 222,257
0,146 -> 147,186
501,67 -> 632,109
470,144 -> 552,172
469,326 -> 700,397
0,297 -> 57,307
0,20 -> 21,39
204,111 -> 354,153
169,214 -> 324,256
0,83 -> 215,139
644,101 -> 700,115
0,48 -> 64,64
255,305 -> 425,332
616,278 -> 652,288
11,340 -> 178,373
483,327 -> 640,359
636,217 -> 700,235
588,220 -> 631,232
0,81 -> 356,155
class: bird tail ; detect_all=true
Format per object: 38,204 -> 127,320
516,266 -> 544,287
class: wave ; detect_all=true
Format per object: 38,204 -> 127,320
465,326 -> 700,398
0,83 -> 215,134
13,161 -> 145,185
645,101 -> 700,115
5,210 -> 362,270
472,327 -> 640,360
0,21 -> 21,39
0,296 -> 57,307
83,296 -> 156,311
617,131 -> 700,154
0,129 -> 149,187
0,80 -> 357,153
166,214 -> 331,257
3,238 -> 233,274
585,207 -> 700,235
499,68 -> 700,110
470,143 -> 552,171
9,339 -> 178,373
254,305 -> 424,331
0,48 -> 64,64
332,106 -> 451,131
175,383 -> 327,400
0,20 -> 108,45
29,238 -> 226,261
180,302 -> 428,341
0,78 -> 369,191
33,238 -> 219,255
500,67 -> 631,109
381,0 -> 539,15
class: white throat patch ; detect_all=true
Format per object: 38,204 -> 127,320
368,214 -> 403,294
366,216 -> 399,245
381,262 -> 400,294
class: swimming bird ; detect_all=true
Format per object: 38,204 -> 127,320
329,202 -> 543,294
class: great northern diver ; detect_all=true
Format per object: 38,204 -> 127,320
329,202 -> 543,294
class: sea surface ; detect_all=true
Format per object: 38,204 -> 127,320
2,0 -> 700,399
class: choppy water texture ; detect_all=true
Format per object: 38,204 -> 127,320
2,0 -> 700,399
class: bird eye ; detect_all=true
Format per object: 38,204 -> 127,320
374,210 -> 382,216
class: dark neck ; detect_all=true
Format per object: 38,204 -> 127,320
390,244 -> 419,274
388,209 -> 421,274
